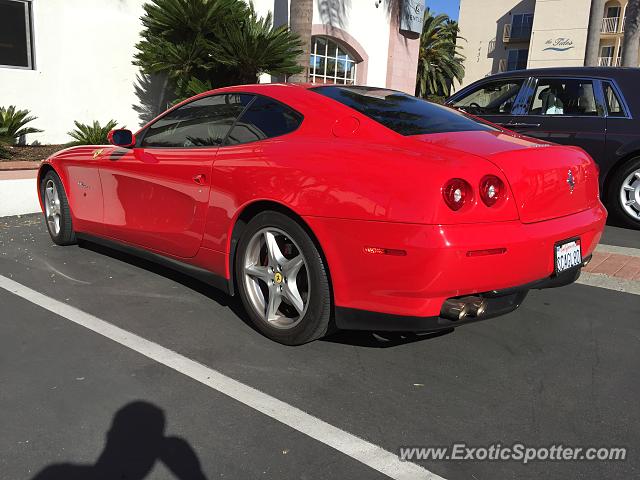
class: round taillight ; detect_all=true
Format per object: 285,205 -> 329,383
479,175 -> 505,207
443,178 -> 472,211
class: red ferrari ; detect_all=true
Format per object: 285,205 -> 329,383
38,84 -> 606,344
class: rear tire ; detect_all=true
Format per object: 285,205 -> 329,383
607,156 -> 640,230
41,171 -> 77,245
235,211 -> 332,345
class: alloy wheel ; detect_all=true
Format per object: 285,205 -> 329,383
44,179 -> 62,236
620,168 -> 640,220
242,227 -> 310,329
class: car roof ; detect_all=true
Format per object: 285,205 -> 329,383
486,66 -> 640,80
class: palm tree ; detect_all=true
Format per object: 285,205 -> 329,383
289,0 -> 314,82
0,106 -> 42,144
210,4 -> 303,85
134,0 -> 303,99
622,0 -> 640,66
415,9 -> 465,99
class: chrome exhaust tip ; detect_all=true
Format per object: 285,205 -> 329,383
441,296 -> 487,320
461,296 -> 487,318
441,299 -> 470,321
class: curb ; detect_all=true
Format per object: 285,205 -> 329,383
0,161 -> 42,171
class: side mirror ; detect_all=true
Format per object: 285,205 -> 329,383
107,129 -> 135,148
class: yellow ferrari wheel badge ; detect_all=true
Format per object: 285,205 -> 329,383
274,272 -> 283,284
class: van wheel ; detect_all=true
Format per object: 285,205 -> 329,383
608,157 -> 640,230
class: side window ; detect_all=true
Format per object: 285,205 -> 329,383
141,94 -> 253,148
451,80 -> 524,116
225,96 -> 303,145
529,78 -> 598,116
602,81 -> 626,117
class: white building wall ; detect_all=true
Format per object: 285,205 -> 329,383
0,0 -> 147,145
255,0 -> 392,88
312,0 -> 391,88
527,0 -> 591,69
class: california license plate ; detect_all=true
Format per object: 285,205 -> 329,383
555,238 -> 582,274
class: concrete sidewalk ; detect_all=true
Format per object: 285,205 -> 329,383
0,170 -> 40,217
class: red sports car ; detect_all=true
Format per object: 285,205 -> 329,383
38,84 -> 606,345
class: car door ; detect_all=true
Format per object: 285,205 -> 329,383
505,76 -> 606,163
98,93 -> 253,258
447,77 -> 528,126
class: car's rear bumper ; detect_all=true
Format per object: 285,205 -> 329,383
333,263 -> 585,331
304,203 -> 606,321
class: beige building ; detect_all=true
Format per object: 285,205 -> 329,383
457,0 -> 634,88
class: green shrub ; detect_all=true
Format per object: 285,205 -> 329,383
0,127 -> 11,159
67,120 -> 119,146
0,106 -> 43,145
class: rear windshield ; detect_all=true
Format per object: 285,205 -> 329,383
312,86 -> 495,136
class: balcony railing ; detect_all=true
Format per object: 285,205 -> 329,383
598,56 -> 621,66
601,16 -> 621,33
503,23 -> 533,43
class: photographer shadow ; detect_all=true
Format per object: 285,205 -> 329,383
31,401 -> 208,480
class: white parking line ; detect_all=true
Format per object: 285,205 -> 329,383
596,243 -> 640,258
577,271 -> 640,296
0,275 -> 444,480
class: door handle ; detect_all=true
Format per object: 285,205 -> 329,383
193,174 -> 207,185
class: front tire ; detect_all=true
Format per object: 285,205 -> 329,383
235,211 -> 332,345
41,171 -> 77,245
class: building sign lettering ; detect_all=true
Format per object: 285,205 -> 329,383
543,37 -> 575,52
400,0 -> 424,34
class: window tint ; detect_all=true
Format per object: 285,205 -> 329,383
226,96 -> 303,145
529,79 -> 598,116
0,0 -> 34,69
603,82 -> 626,117
313,86 -> 495,136
452,79 -> 524,115
141,94 -> 253,148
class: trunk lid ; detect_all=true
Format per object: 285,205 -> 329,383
413,130 -> 599,223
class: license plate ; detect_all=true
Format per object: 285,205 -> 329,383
555,238 -> 582,274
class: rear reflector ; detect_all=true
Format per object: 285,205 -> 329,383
363,247 -> 407,256
466,248 -> 507,257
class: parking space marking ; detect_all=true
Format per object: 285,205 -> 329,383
0,275 -> 444,480
576,271 -> 640,296
596,244 -> 640,258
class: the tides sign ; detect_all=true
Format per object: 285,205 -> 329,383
543,37 -> 575,52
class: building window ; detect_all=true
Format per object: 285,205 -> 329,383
506,49 -> 528,71
0,0 -> 34,69
310,36 -> 357,85
511,13 -> 533,38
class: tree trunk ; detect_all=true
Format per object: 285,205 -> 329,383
288,0 -> 314,82
622,0 -> 640,66
584,0 -> 606,66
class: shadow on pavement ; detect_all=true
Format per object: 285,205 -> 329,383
31,401 -> 208,480
323,328 -> 454,348
78,239 -> 253,325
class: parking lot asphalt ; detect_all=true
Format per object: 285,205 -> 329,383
1,214 -> 639,480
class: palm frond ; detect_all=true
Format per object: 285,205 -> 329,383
67,120 -> 120,146
415,9 -> 465,98
0,106 -> 43,144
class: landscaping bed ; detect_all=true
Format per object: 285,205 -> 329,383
0,145 -> 64,163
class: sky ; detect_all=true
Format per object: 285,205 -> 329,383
426,0 -> 460,20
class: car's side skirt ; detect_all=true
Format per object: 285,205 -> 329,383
75,233 -> 231,295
